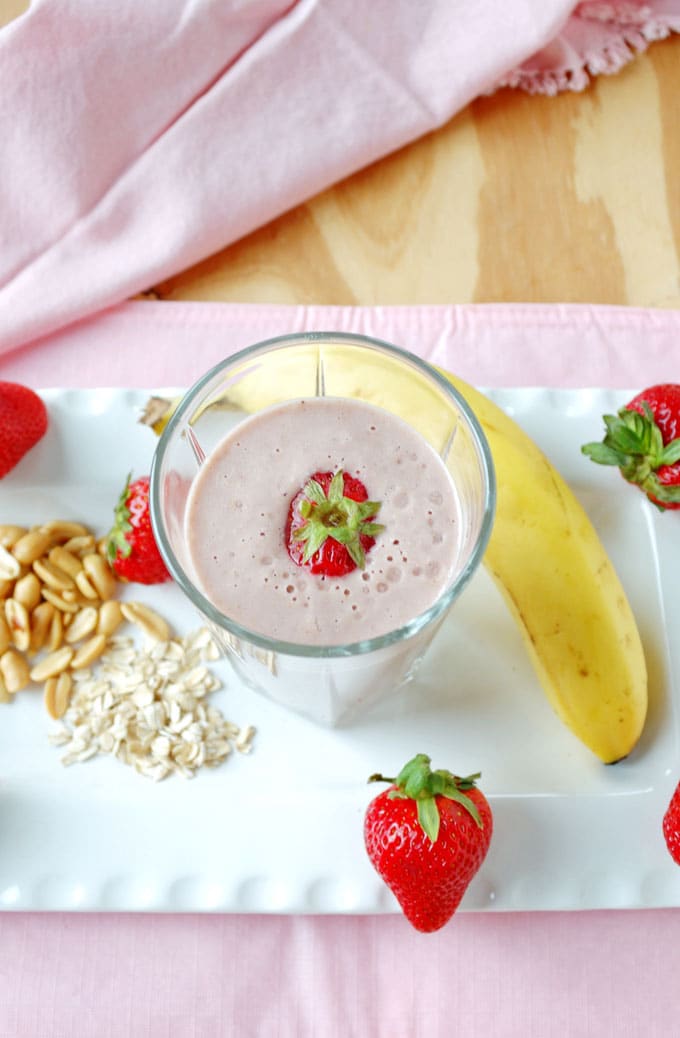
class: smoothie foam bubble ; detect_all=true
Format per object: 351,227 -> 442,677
185,397 -> 463,646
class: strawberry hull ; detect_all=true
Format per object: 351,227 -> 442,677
583,383 -> 680,510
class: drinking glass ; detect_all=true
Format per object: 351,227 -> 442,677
150,332 -> 495,725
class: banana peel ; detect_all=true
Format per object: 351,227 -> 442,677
441,372 -> 647,765
142,370 -> 648,763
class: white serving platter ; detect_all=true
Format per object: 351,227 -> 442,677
0,386 -> 678,914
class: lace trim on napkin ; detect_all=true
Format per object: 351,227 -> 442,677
497,1 -> 680,95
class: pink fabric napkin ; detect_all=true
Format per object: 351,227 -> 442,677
1,1 -> 679,361
0,298 -> 679,1037
6,0 -> 680,361
0,0 -> 575,355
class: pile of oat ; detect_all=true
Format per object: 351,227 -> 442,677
49,627 -> 255,781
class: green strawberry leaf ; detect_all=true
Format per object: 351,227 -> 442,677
440,785 -> 482,828
395,753 -> 432,798
660,439 -> 680,465
602,414 -> 645,453
295,522 -> 329,562
361,523 -> 386,538
328,470 -> 345,502
581,442 -> 630,467
417,797 -> 441,843
583,402 -> 680,505
106,472 -> 134,563
303,478 -> 328,505
642,478 -> 680,505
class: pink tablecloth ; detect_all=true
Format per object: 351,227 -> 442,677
1,300 -> 679,1037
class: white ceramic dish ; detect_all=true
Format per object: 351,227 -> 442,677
0,387 -> 678,914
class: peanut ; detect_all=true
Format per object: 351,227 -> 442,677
5,599 -> 31,652
44,671 -> 73,719
40,521 -> 90,542
0,612 -> 10,654
75,570 -> 100,601
0,578 -> 14,599
71,634 -> 107,670
32,557 -> 75,593
0,525 -> 27,549
12,529 -> 53,566
29,647 -> 74,683
0,544 -> 22,582
63,534 -> 96,556
0,516 -> 178,724
47,608 -> 64,652
97,600 -> 123,638
1,649 -> 31,693
120,601 -> 171,643
13,572 -> 42,611
65,606 -> 98,644
83,554 -> 116,601
47,546 -> 84,580
30,602 -> 55,654
62,589 -> 95,608
41,588 -> 80,614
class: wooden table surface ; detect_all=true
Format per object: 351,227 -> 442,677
4,2 -> 679,310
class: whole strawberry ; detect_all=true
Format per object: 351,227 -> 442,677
0,381 -> 48,479
364,754 -> 493,933
106,474 -> 171,584
286,469 -> 384,577
663,780 -> 680,865
582,383 -> 680,510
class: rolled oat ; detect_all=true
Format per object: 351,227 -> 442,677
49,630 -> 254,781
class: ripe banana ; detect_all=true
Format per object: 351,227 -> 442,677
143,367 -> 648,763
440,370 -> 647,764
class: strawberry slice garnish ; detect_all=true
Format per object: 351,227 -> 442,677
286,470 -> 384,577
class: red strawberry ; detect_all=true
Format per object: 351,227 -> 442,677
364,754 -> 493,933
286,469 -> 384,577
0,381 -> 48,479
582,383 -> 680,510
106,474 -> 171,585
663,780 -> 680,865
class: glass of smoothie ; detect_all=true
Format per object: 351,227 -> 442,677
150,332 -> 495,726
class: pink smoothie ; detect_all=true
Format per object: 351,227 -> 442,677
184,397 -> 462,646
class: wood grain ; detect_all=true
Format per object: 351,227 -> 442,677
0,0 -> 27,27
155,34 -> 680,309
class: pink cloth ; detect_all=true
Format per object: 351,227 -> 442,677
1,0 -> 678,357
1,298 -> 679,1035
500,0 -> 680,93
0,0 -> 573,354
2,297 -> 680,389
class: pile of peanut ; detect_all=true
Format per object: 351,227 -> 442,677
0,520 -> 168,719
